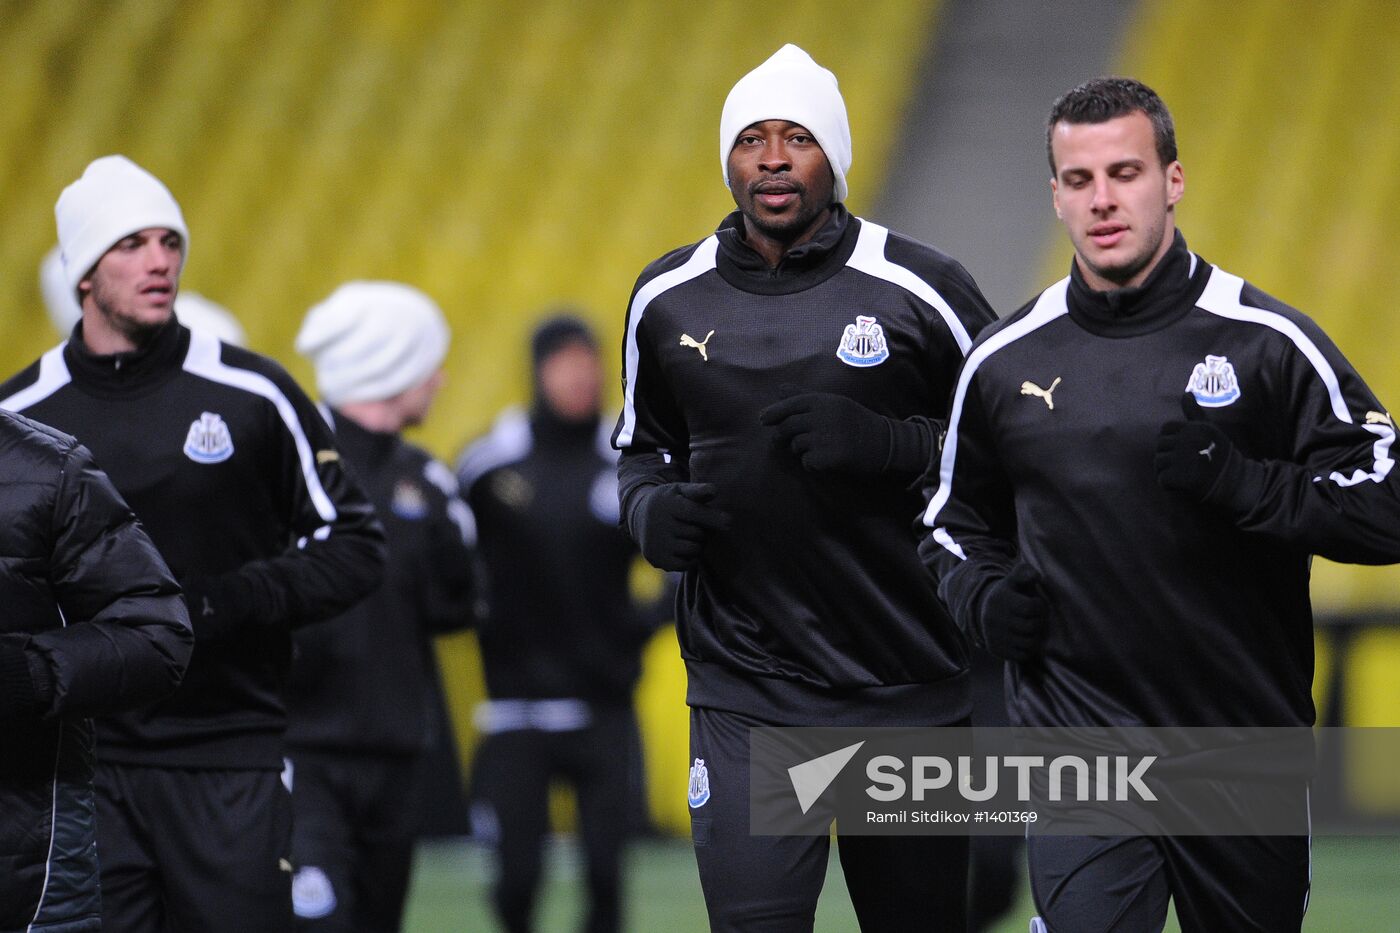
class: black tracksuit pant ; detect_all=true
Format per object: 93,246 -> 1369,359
96,762 -> 294,933
688,706 -> 969,932
471,706 -> 639,933
289,749 -> 424,932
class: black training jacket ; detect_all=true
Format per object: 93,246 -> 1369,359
459,406 -> 654,707
613,206 -> 996,726
0,318 -> 385,768
0,410 -> 190,933
287,412 -> 479,754
922,233 -> 1400,728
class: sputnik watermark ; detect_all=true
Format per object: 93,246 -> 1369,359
865,754 -> 1156,803
749,726 -> 1331,836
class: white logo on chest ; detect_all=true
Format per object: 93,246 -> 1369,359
1186,355 -> 1241,407
183,412 -> 234,464
836,315 -> 890,367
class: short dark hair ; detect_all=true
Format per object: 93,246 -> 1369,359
1046,77 -> 1177,175
531,312 -> 597,368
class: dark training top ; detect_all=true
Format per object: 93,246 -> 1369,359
614,206 -> 997,726
922,233 -> 1400,728
287,412 -> 479,755
0,319 -> 386,768
459,405 -> 655,708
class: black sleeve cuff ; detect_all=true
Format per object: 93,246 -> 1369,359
1202,451 -> 1266,518
182,572 -> 259,644
621,481 -> 663,539
884,417 -> 938,478
0,637 -> 44,720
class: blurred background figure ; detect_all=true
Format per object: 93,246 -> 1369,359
456,314 -> 667,933
42,244 -> 247,346
290,281 -> 483,932
171,291 -> 248,347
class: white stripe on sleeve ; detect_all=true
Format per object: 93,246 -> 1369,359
182,330 -> 338,522
846,220 -> 974,356
922,279 -> 1071,558
615,238 -> 719,448
456,408 -> 532,490
0,343 -> 71,413
1197,268 -> 1394,486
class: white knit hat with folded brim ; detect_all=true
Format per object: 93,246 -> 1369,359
296,281 -> 450,406
719,44 -> 852,203
55,155 -> 189,301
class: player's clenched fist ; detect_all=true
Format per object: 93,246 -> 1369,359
1155,393 -> 1242,501
628,482 -> 732,571
979,562 -> 1050,663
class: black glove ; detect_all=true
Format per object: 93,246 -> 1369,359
181,573 -> 256,644
0,635 -> 50,720
629,482 -> 732,572
1155,394 -> 1243,501
759,388 -> 931,475
979,563 -> 1050,663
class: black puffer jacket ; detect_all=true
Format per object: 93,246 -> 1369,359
0,409 -> 191,933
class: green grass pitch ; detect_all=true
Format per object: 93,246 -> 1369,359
403,835 -> 1399,931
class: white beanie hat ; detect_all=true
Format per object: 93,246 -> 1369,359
720,44 -> 852,203
175,292 -> 247,347
296,281 -> 450,406
55,155 -> 189,301
39,245 -> 82,335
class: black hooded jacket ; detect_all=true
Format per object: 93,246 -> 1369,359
458,403 -> 655,707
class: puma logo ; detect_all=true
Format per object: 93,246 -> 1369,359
1020,377 -> 1062,410
680,330 -> 715,361
1199,442 -> 1216,461
1366,411 -> 1393,427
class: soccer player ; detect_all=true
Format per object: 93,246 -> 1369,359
288,281 -> 482,932
0,410 -> 191,932
0,155 -> 386,933
458,315 -> 663,933
614,44 -> 996,931
921,77 -> 1400,931
42,243 -> 249,346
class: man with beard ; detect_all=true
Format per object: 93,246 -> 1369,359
922,77 -> 1400,931
613,45 -> 996,931
0,155 -> 385,933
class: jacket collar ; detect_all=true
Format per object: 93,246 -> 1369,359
713,203 -> 858,295
64,316 -> 188,396
1066,230 -> 1209,337
529,400 -> 600,451
328,409 -> 400,461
